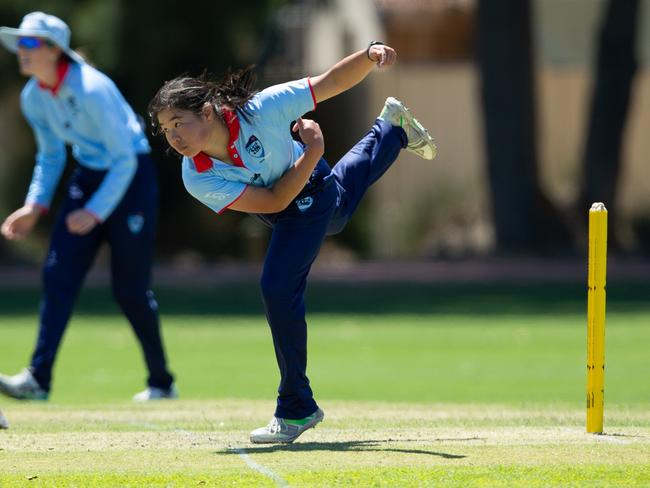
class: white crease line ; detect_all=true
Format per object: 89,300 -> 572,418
128,420 -> 290,486
174,428 -> 194,436
176,427 -> 290,486
231,447 -> 290,487
166,428 -> 290,486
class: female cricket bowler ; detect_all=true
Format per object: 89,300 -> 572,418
149,41 -> 436,443
0,12 -> 176,402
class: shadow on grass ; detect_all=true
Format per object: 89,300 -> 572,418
219,439 -> 467,458
597,432 -> 648,439
3,281 -> 650,316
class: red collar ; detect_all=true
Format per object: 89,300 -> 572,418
193,108 -> 245,173
38,59 -> 70,96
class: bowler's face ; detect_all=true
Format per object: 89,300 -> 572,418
157,108 -> 212,158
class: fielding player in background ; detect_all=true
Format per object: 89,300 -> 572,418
0,408 -> 8,429
149,41 -> 436,443
0,12 -> 176,402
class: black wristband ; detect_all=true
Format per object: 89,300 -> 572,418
367,41 -> 385,61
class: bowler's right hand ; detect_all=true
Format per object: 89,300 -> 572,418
1,205 -> 41,240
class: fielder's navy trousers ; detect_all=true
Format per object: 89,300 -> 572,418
30,154 -> 174,392
258,119 -> 406,419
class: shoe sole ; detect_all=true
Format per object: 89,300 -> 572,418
284,409 -> 324,443
386,97 -> 437,160
0,377 -> 48,401
133,394 -> 179,402
250,409 -> 325,444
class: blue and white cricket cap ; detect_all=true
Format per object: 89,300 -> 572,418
0,11 -> 84,64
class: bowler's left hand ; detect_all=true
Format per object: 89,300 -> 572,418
66,209 -> 100,235
369,44 -> 397,68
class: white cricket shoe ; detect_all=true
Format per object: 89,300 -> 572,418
379,97 -> 437,160
132,383 -> 178,402
0,368 -> 48,401
250,408 -> 324,444
0,408 -> 8,429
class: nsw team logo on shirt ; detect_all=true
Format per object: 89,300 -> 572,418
245,135 -> 265,158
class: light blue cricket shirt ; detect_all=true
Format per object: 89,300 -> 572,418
20,60 -> 151,221
181,78 -> 316,214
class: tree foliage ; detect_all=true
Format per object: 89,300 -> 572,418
0,0 -> 285,262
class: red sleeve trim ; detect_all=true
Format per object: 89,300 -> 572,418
26,203 -> 49,215
218,185 -> 248,214
307,77 -> 317,110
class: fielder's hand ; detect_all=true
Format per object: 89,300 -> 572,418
66,209 -> 100,235
1,205 -> 42,240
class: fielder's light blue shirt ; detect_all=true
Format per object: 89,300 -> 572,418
182,78 -> 316,214
21,60 -> 151,221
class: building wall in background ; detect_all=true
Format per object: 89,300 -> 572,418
367,65 -> 489,258
535,0 -> 650,68
361,64 -> 650,258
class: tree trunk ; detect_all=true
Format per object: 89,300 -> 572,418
476,0 -> 572,255
579,0 -> 640,250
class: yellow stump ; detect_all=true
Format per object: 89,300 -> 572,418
587,202 -> 607,434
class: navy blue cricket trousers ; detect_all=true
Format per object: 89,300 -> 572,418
259,119 -> 407,419
30,154 -> 174,392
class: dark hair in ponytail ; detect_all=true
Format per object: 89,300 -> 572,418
148,66 -> 258,136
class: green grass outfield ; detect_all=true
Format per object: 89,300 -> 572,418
1,281 -> 650,486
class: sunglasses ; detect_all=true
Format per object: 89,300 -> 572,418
17,37 -> 51,50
